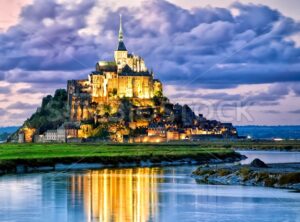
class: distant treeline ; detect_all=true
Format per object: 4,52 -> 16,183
0,127 -> 19,141
0,126 -> 19,134
0,132 -> 10,141
236,126 -> 300,139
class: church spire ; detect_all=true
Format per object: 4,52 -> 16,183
118,14 -> 123,42
117,14 -> 127,51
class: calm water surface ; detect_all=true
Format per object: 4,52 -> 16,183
0,151 -> 300,222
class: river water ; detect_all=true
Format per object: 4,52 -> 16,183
0,151 -> 300,222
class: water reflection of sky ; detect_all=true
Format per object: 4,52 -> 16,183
0,155 -> 300,221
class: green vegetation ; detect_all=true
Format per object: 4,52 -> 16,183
176,140 -> 300,151
256,172 -> 269,182
95,140 -> 300,151
217,168 -> 232,176
264,177 -> 277,187
194,169 -> 216,176
239,167 -> 252,180
0,143 -> 234,161
0,143 -> 240,174
278,172 -> 300,185
24,89 -> 68,133
7,89 -> 68,142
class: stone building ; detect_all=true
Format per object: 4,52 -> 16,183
44,130 -> 59,142
67,15 -> 162,122
147,123 -> 167,137
18,127 -> 36,143
18,133 -> 25,143
37,122 -> 80,143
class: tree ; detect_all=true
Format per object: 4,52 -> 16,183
23,89 -> 69,134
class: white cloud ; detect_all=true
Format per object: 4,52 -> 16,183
42,18 -> 54,27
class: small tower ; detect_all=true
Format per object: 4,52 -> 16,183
114,14 -> 128,70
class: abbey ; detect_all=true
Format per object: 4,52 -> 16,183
15,16 -> 238,143
67,16 -> 162,122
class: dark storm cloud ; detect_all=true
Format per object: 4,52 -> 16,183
0,0 -> 299,88
231,2 -> 280,34
0,0 -> 98,74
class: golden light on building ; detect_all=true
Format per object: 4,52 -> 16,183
19,126 -> 36,143
166,131 -> 179,141
68,16 -> 163,123
69,167 -> 162,222
78,124 -> 93,138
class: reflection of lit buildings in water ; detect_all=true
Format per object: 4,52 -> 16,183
70,168 -> 162,222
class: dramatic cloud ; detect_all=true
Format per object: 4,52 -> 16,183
8,110 -> 33,119
7,102 -> 38,110
4,69 -> 88,84
169,83 -> 291,108
237,84 -> 290,106
1,0 -> 300,125
0,0 -> 299,87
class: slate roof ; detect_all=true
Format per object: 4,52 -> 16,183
117,41 -> 127,51
119,65 -> 151,76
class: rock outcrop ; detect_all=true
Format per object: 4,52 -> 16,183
192,163 -> 300,190
250,158 -> 268,168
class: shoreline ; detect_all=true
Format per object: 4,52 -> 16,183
1,140 -> 300,176
192,162 -> 300,190
0,154 -> 244,175
0,143 -> 244,175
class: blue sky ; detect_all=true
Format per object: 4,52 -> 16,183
0,0 -> 300,126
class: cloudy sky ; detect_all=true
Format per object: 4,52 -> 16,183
0,0 -> 300,126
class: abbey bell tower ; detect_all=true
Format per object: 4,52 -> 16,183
114,15 -> 128,70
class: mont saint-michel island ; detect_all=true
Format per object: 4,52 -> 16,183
0,17 -> 246,174
11,16 -> 237,144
